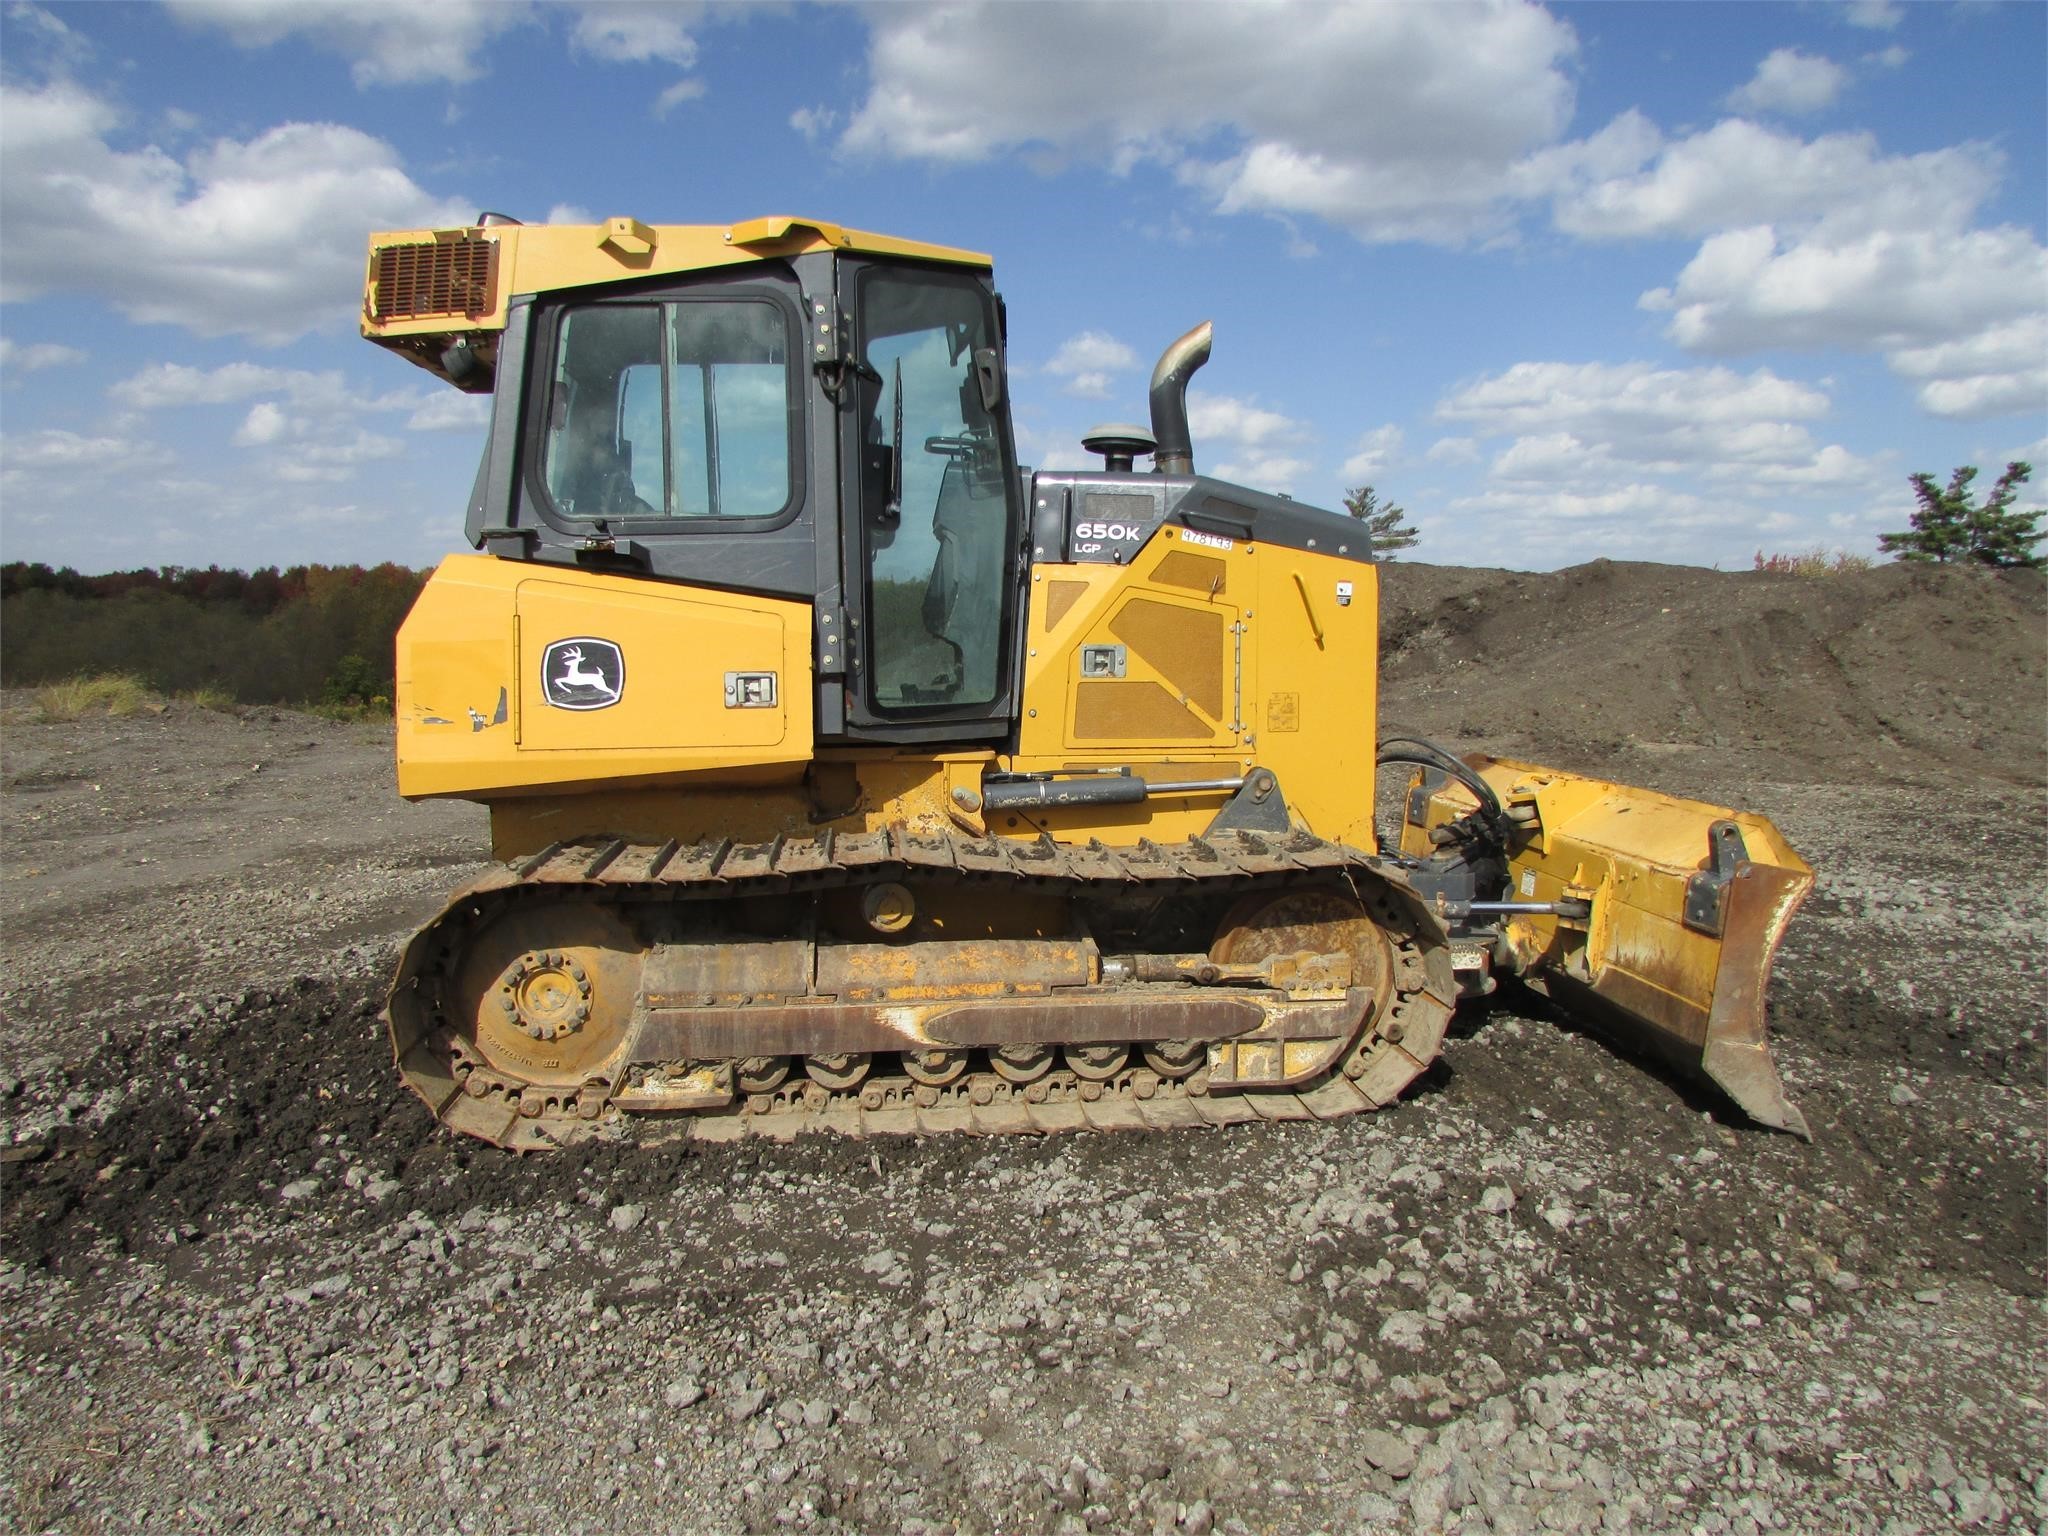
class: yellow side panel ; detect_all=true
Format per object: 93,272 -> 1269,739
396,554 -> 813,800
1016,535 -> 1246,759
1251,551 -> 1380,848
1010,531 -> 1383,847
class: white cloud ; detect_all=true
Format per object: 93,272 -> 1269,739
0,82 -> 472,343
0,338 -> 86,371
835,0 -> 1579,245
1427,356 -> 1902,565
408,391 -> 491,431
1043,331 -> 1138,399
0,446 -> 464,567
1011,416 -> 1091,474
1179,387 -> 1313,488
6,2 -> 93,64
653,79 -> 706,119
790,105 -> 839,144
168,0 -> 534,87
1210,452 -> 1312,495
1739,443 -> 1872,486
543,202 -> 596,225
1888,315 -> 2048,419
1434,479 -> 1812,566
0,426 -> 173,475
1543,112 -> 2046,422
1190,389 -> 1313,489
1341,425 -> 1403,481
110,362 -> 397,411
1490,430 -> 1612,481
2008,433 -> 2048,467
570,3 -> 701,66
1843,1 -> 1903,30
1725,48 -> 1846,116
0,424 -> 182,534
1643,223 -> 2048,355
233,401 -> 290,446
1186,390 -> 1311,451
1426,436 -> 1479,465
1865,44 -> 1909,70
270,430 -> 403,482
1547,118 -> 1999,243
1440,359 -> 1829,437
1439,476 -> 1906,567
109,358 -> 445,481
1440,359 -> 1878,499
1453,481 -> 1711,525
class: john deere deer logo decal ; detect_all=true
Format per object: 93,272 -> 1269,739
541,638 -> 624,710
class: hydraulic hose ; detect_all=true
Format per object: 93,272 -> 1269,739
1375,735 -> 1515,851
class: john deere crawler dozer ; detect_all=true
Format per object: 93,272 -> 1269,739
364,215 -> 1812,1151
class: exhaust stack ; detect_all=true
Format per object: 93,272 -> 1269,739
1148,321 -> 1212,476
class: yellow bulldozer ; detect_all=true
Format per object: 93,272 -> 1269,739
363,214 -> 1812,1151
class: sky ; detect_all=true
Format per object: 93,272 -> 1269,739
1,0 -> 2043,575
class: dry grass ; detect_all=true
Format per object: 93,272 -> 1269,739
32,674 -> 163,722
308,696 -> 392,723
1753,547 -> 1875,577
176,686 -> 239,714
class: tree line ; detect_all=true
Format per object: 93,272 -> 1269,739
0,562 -> 428,706
3,459 -> 2034,710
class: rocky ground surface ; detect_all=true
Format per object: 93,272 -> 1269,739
1,559 -> 2042,1535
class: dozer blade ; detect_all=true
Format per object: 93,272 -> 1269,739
1401,756 -> 1814,1137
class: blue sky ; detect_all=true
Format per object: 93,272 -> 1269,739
2,0 -> 2042,574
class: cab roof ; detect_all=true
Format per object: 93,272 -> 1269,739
363,215 -> 992,389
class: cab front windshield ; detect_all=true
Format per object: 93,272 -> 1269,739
859,270 -> 1012,713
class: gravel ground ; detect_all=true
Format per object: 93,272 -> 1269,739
1,559 -> 2042,1535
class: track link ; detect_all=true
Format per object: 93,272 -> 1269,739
386,827 -> 1458,1150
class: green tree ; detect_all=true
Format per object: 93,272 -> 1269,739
322,653 -> 384,708
1879,462 -> 2044,568
1342,485 -> 1419,557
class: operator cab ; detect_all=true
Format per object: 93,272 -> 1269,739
432,230 -> 1025,746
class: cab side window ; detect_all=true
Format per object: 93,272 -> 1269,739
540,297 -> 795,525
544,306 -> 660,520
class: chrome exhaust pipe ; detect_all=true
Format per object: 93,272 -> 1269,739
1148,320 -> 1212,476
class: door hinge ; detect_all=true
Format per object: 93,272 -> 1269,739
816,606 -> 849,678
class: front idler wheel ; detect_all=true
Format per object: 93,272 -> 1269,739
451,901 -> 642,1090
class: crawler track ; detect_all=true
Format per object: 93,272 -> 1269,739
386,827 -> 1459,1150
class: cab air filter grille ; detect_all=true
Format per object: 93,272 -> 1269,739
371,235 -> 499,322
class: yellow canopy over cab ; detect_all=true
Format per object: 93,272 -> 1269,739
362,215 -> 992,389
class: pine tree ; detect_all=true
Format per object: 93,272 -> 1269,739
1342,485 -> 1420,557
1880,462 -> 2044,568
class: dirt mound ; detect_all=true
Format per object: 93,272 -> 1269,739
1379,559 -> 2047,786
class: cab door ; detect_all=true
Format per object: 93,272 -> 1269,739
835,260 -> 1023,744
